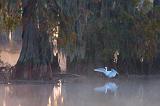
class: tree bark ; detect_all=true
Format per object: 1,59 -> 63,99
15,0 -> 58,80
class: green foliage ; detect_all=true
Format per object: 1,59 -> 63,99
79,0 -> 160,63
0,0 -> 21,31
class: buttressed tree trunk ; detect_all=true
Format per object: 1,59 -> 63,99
15,0 -> 56,80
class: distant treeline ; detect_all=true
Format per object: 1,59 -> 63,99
57,0 -> 160,74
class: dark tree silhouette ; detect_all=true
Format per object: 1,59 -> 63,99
15,0 -> 58,79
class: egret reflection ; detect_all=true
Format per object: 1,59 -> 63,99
94,82 -> 118,94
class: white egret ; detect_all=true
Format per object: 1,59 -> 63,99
94,67 -> 119,78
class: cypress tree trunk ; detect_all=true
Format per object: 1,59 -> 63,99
15,0 -> 55,80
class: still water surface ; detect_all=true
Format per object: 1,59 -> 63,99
0,76 -> 160,106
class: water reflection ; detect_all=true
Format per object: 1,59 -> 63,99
0,84 -> 54,106
94,82 -> 118,94
51,80 -> 64,106
0,76 -> 160,106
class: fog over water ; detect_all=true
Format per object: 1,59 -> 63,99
0,76 -> 160,106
